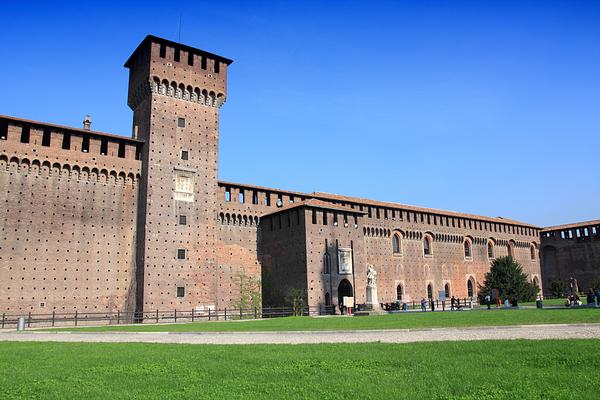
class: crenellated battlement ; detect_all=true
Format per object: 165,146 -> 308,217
125,35 -> 232,111
0,115 -> 142,165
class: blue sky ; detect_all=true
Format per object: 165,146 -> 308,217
1,1 -> 598,227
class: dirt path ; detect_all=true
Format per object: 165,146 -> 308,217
1,323 -> 599,345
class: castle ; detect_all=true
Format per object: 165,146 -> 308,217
0,35 -> 546,314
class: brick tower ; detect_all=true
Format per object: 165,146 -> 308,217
125,35 -> 232,313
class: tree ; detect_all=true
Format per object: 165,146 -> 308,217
285,288 -> 307,316
548,278 -> 569,297
230,270 -> 261,311
478,256 -> 538,303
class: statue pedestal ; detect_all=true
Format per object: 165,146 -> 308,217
366,285 -> 378,306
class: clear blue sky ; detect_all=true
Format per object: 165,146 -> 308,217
1,1 -> 598,227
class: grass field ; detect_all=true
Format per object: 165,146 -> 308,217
47,308 -> 600,333
1,340 -> 598,399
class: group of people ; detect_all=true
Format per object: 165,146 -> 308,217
483,294 -> 519,309
567,288 -> 600,307
418,296 -> 463,312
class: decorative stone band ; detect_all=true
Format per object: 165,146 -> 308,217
0,154 -> 141,187
128,76 -> 227,109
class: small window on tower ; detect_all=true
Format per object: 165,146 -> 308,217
118,142 -> 126,158
82,135 -> 90,153
42,129 -> 51,147
177,249 -> 186,260
100,139 -> 108,155
174,48 -> 180,62
159,44 -> 166,58
177,117 -> 186,128
181,150 -> 189,160
62,132 -> 71,150
179,215 -> 187,225
0,120 -> 8,139
188,52 -> 194,66
20,125 -> 30,143
176,286 -> 185,298
214,60 -> 220,73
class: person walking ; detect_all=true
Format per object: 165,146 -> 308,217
421,298 -> 427,312
485,294 -> 491,310
430,298 -> 435,312
450,296 -> 456,311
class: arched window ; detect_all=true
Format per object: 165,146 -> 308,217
392,234 -> 401,254
396,285 -> 403,301
427,284 -> 433,299
464,240 -> 472,258
423,237 -> 431,256
487,242 -> 494,259
507,244 -> 514,258
467,279 -> 474,298
444,283 -> 450,298
530,245 -> 536,260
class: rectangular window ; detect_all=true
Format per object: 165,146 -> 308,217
188,52 -> 194,66
201,56 -> 207,70
181,150 -> 189,160
177,249 -> 186,260
62,132 -> 71,150
333,212 -> 338,226
159,44 -> 166,58
323,211 -> 328,225
174,48 -> 180,62
238,190 -> 245,203
82,135 -> 90,152
20,125 -> 30,143
225,188 -> 231,202
118,142 -> 126,158
0,120 -> 7,139
252,191 -> 258,205
214,60 -> 220,73
179,215 -> 187,225
176,286 -> 185,298
177,117 -> 186,128
42,129 -> 51,147
312,210 -> 317,224
265,192 -> 271,206
100,139 -> 108,155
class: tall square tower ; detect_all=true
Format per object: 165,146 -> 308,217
125,35 -> 232,312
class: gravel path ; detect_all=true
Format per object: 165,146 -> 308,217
1,324 -> 600,344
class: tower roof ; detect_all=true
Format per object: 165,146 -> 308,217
124,35 -> 234,68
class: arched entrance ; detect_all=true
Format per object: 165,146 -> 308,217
338,279 -> 353,310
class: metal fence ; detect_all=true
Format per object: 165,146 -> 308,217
0,305 -> 336,329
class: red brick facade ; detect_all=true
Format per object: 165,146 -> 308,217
540,220 -> 600,294
0,35 -> 545,313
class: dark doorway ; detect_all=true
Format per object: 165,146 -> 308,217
337,279 -> 353,309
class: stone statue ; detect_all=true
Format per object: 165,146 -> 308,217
367,265 -> 377,288
366,264 -> 378,305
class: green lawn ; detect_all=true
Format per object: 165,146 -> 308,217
47,308 -> 600,333
1,340 -> 598,399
